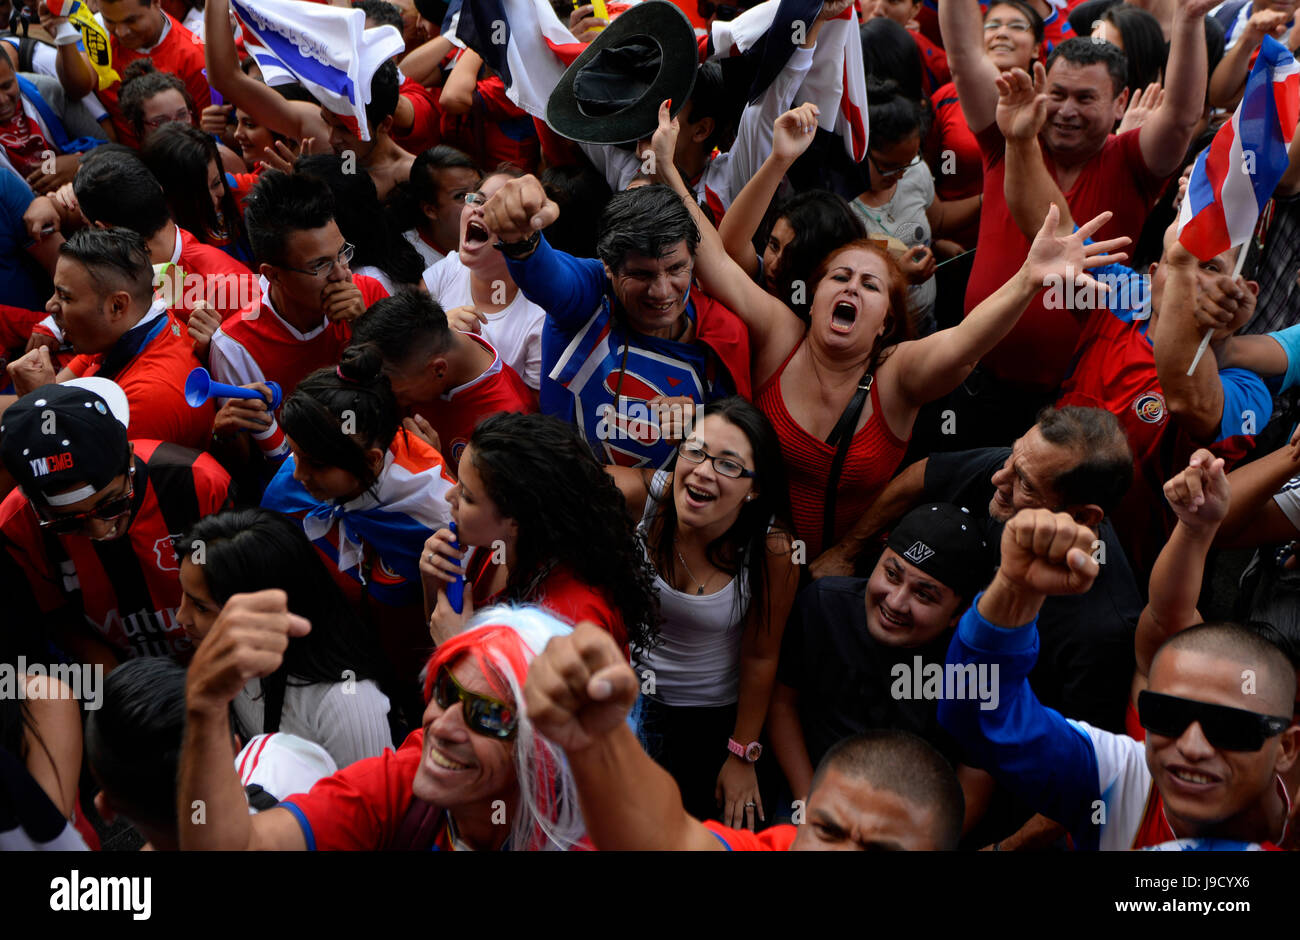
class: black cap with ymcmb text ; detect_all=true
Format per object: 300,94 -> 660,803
0,378 -> 131,510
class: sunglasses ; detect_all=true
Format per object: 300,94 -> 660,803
433,667 -> 518,740
1137,691 -> 1292,752
37,470 -> 135,535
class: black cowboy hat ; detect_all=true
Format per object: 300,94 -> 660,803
546,0 -> 699,146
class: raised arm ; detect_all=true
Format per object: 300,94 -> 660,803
1151,241 -> 1235,442
38,2 -> 97,98
1208,9 -> 1291,108
179,591 -> 312,850
884,206 -> 1129,409
998,63 -> 1074,239
525,622 -> 725,850
716,103 -> 820,287
938,0 -> 1001,133
1139,0 -> 1217,179
400,35 -> 454,87
205,0 -> 325,141
439,48 -> 481,116
1134,451 -> 1227,678
645,101 -> 806,376
1216,431 -> 1300,548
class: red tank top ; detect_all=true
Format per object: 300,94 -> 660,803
755,343 -> 908,558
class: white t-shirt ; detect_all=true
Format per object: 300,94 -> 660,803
402,227 -> 444,270
233,677 -> 393,771
423,251 -> 546,390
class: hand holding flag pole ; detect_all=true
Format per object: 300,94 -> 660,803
1180,34 -> 1299,376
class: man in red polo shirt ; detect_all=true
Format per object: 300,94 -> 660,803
6,227 -> 215,451
208,171 -> 387,461
940,0 -> 1217,443
524,622 -> 966,851
350,292 -> 536,467
41,0 -> 211,149
0,378 -> 231,668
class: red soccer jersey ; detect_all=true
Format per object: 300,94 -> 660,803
208,274 -> 390,396
393,76 -> 441,157
65,307 -> 215,451
0,439 -> 231,661
96,14 -> 212,149
412,333 -> 537,467
163,226 -> 258,324
927,82 -> 982,248
913,32 -> 950,98
963,123 -> 1168,391
704,821 -> 798,851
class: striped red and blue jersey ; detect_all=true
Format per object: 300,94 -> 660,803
0,440 -> 232,661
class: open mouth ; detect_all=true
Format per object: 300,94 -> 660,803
831,301 -> 858,334
684,483 -> 717,507
878,604 -> 911,630
1166,765 -> 1222,789
464,221 -> 491,249
988,42 -> 1015,53
428,743 -> 471,772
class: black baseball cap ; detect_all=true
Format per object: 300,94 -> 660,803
0,379 -> 131,510
885,503 -> 993,600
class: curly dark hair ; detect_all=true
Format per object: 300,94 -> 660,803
468,413 -> 661,651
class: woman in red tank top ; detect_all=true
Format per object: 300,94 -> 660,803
649,101 -> 1129,561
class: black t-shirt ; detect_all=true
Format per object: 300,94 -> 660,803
923,448 -> 1139,733
777,577 -> 963,770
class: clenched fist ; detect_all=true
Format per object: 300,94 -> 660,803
997,508 -> 1100,598
524,622 -> 639,754
481,175 -> 560,247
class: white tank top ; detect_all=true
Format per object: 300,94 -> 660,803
632,471 -> 752,707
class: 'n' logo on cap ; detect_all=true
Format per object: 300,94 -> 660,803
903,541 -> 934,565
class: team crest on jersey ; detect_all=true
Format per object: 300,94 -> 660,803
450,438 -> 469,466
370,557 -> 406,586
1132,392 -> 1166,424
153,536 -> 181,572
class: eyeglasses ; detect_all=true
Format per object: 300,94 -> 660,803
677,441 -> 755,479
143,107 -> 192,130
458,191 -> 488,206
867,150 -> 924,178
281,242 -> 355,278
37,470 -> 135,535
984,19 -> 1033,32
1137,690 -> 1292,752
433,667 -> 519,740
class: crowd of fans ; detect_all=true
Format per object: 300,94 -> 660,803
1,0 -> 1299,854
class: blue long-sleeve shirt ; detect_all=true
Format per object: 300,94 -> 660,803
505,235 -> 735,469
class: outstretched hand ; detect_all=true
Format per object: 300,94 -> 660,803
995,62 -> 1048,142
636,99 -> 680,184
1023,205 -> 1130,296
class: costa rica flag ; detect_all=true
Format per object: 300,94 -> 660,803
1177,35 -> 1300,262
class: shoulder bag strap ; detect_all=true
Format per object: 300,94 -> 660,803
822,371 -> 874,554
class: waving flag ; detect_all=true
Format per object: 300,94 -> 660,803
1177,35 -> 1300,262
708,0 -> 867,161
441,0 -> 584,117
47,0 -> 118,89
231,0 -> 404,141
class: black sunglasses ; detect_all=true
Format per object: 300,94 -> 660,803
37,469 -> 135,535
1137,690 -> 1292,752
433,667 -> 518,740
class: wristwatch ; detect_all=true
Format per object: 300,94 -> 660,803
727,737 -> 762,763
493,230 -> 540,260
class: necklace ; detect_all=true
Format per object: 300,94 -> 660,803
673,538 -> 708,595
